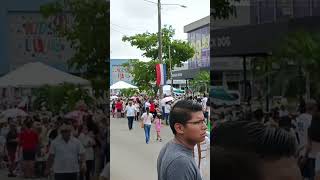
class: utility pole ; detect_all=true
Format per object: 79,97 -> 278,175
169,45 -> 173,95
158,0 -> 163,98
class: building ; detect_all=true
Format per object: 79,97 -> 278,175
211,1 -> 320,103
0,0 -> 75,76
171,16 -> 210,90
110,59 -> 133,85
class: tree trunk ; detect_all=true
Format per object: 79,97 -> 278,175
306,71 -> 310,100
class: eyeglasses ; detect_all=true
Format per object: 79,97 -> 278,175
186,119 -> 207,126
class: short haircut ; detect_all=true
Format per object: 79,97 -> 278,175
213,146 -> 263,180
212,120 -> 297,161
169,100 -> 203,135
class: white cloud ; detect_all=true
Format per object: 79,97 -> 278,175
110,0 -> 209,60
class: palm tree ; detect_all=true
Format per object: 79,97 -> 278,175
190,71 -> 210,93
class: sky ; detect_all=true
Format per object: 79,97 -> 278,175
110,0 -> 210,61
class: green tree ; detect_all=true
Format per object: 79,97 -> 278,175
190,71 -> 210,93
212,0 -> 241,19
40,0 -> 109,97
123,59 -> 157,93
120,88 -> 139,98
122,26 -> 194,92
33,83 -> 93,114
252,30 -> 320,101
274,30 -> 320,99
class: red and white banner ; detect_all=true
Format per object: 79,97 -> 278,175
156,64 -> 166,87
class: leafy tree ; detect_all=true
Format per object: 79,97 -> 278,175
33,83 -> 93,114
211,0 -> 241,20
252,30 -> 320,101
122,26 -> 194,92
120,88 -> 139,98
190,71 -> 210,93
40,0 -> 109,97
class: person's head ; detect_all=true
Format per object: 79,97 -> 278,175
25,120 -> 33,129
146,107 -> 150,113
156,113 -> 162,119
60,123 -> 73,141
213,120 -> 301,180
169,100 -> 207,144
213,146 -> 263,180
128,101 -> 132,106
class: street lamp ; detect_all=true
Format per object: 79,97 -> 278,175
143,0 -> 186,98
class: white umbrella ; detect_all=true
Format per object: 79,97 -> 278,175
161,96 -> 174,104
110,96 -> 118,100
0,108 -> 28,118
110,81 -> 137,90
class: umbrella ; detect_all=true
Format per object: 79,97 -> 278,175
110,96 -> 118,100
161,96 -> 174,104
110,81 -> 137,90
0,108 -> 28,118
64,110 -> 87,125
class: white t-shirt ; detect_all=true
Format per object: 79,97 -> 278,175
78,133 -> 95,160
202,97 -> 208,111
141,112 -> 153,125
279,109 -> 289,117
194,136 -> 210,180
164,104 -> 171,114
135,104 -> 140,112
145,102 -> 151,109
49,136 -> 85,173
125,105 -> 136,117
296,113 -> 312,148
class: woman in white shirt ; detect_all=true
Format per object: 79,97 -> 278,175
134,102 -> 140,121
140,107 -> 153,144
164,102 -> 171,125
78,126 -> 95,180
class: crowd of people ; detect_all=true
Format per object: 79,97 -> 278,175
0,102 -> 109,180
111,93 -> 211,180
212,99 -> 320,180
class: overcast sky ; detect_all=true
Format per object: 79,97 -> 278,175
110,0 -> 209,61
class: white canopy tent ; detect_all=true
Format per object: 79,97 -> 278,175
0,62 -> 90,88
110,81 -> 137,90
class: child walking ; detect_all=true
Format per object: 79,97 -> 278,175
154,113 -> 162,142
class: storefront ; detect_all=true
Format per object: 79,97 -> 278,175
211,16 -> 320,109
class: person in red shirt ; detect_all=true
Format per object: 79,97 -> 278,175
19,120 -> 39,178
115,99 -> 123,118
149,100 -> 156,118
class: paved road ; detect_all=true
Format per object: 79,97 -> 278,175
110,117 -> 173,180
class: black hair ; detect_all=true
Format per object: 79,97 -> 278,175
169,100 -> 203,135
213,146 -> 263,180
212,120 -> 297,161
25,120 -> 33,129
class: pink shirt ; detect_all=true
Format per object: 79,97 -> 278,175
155,118 -> 161,132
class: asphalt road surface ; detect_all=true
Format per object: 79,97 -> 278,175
110,117 -> 173,180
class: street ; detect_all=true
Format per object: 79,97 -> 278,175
110,117 -> 173,180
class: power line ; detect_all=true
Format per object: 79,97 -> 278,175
110,23 -> 146,32
111,27 -> 126,35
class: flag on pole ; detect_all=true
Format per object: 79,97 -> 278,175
156,64 -> 166,87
